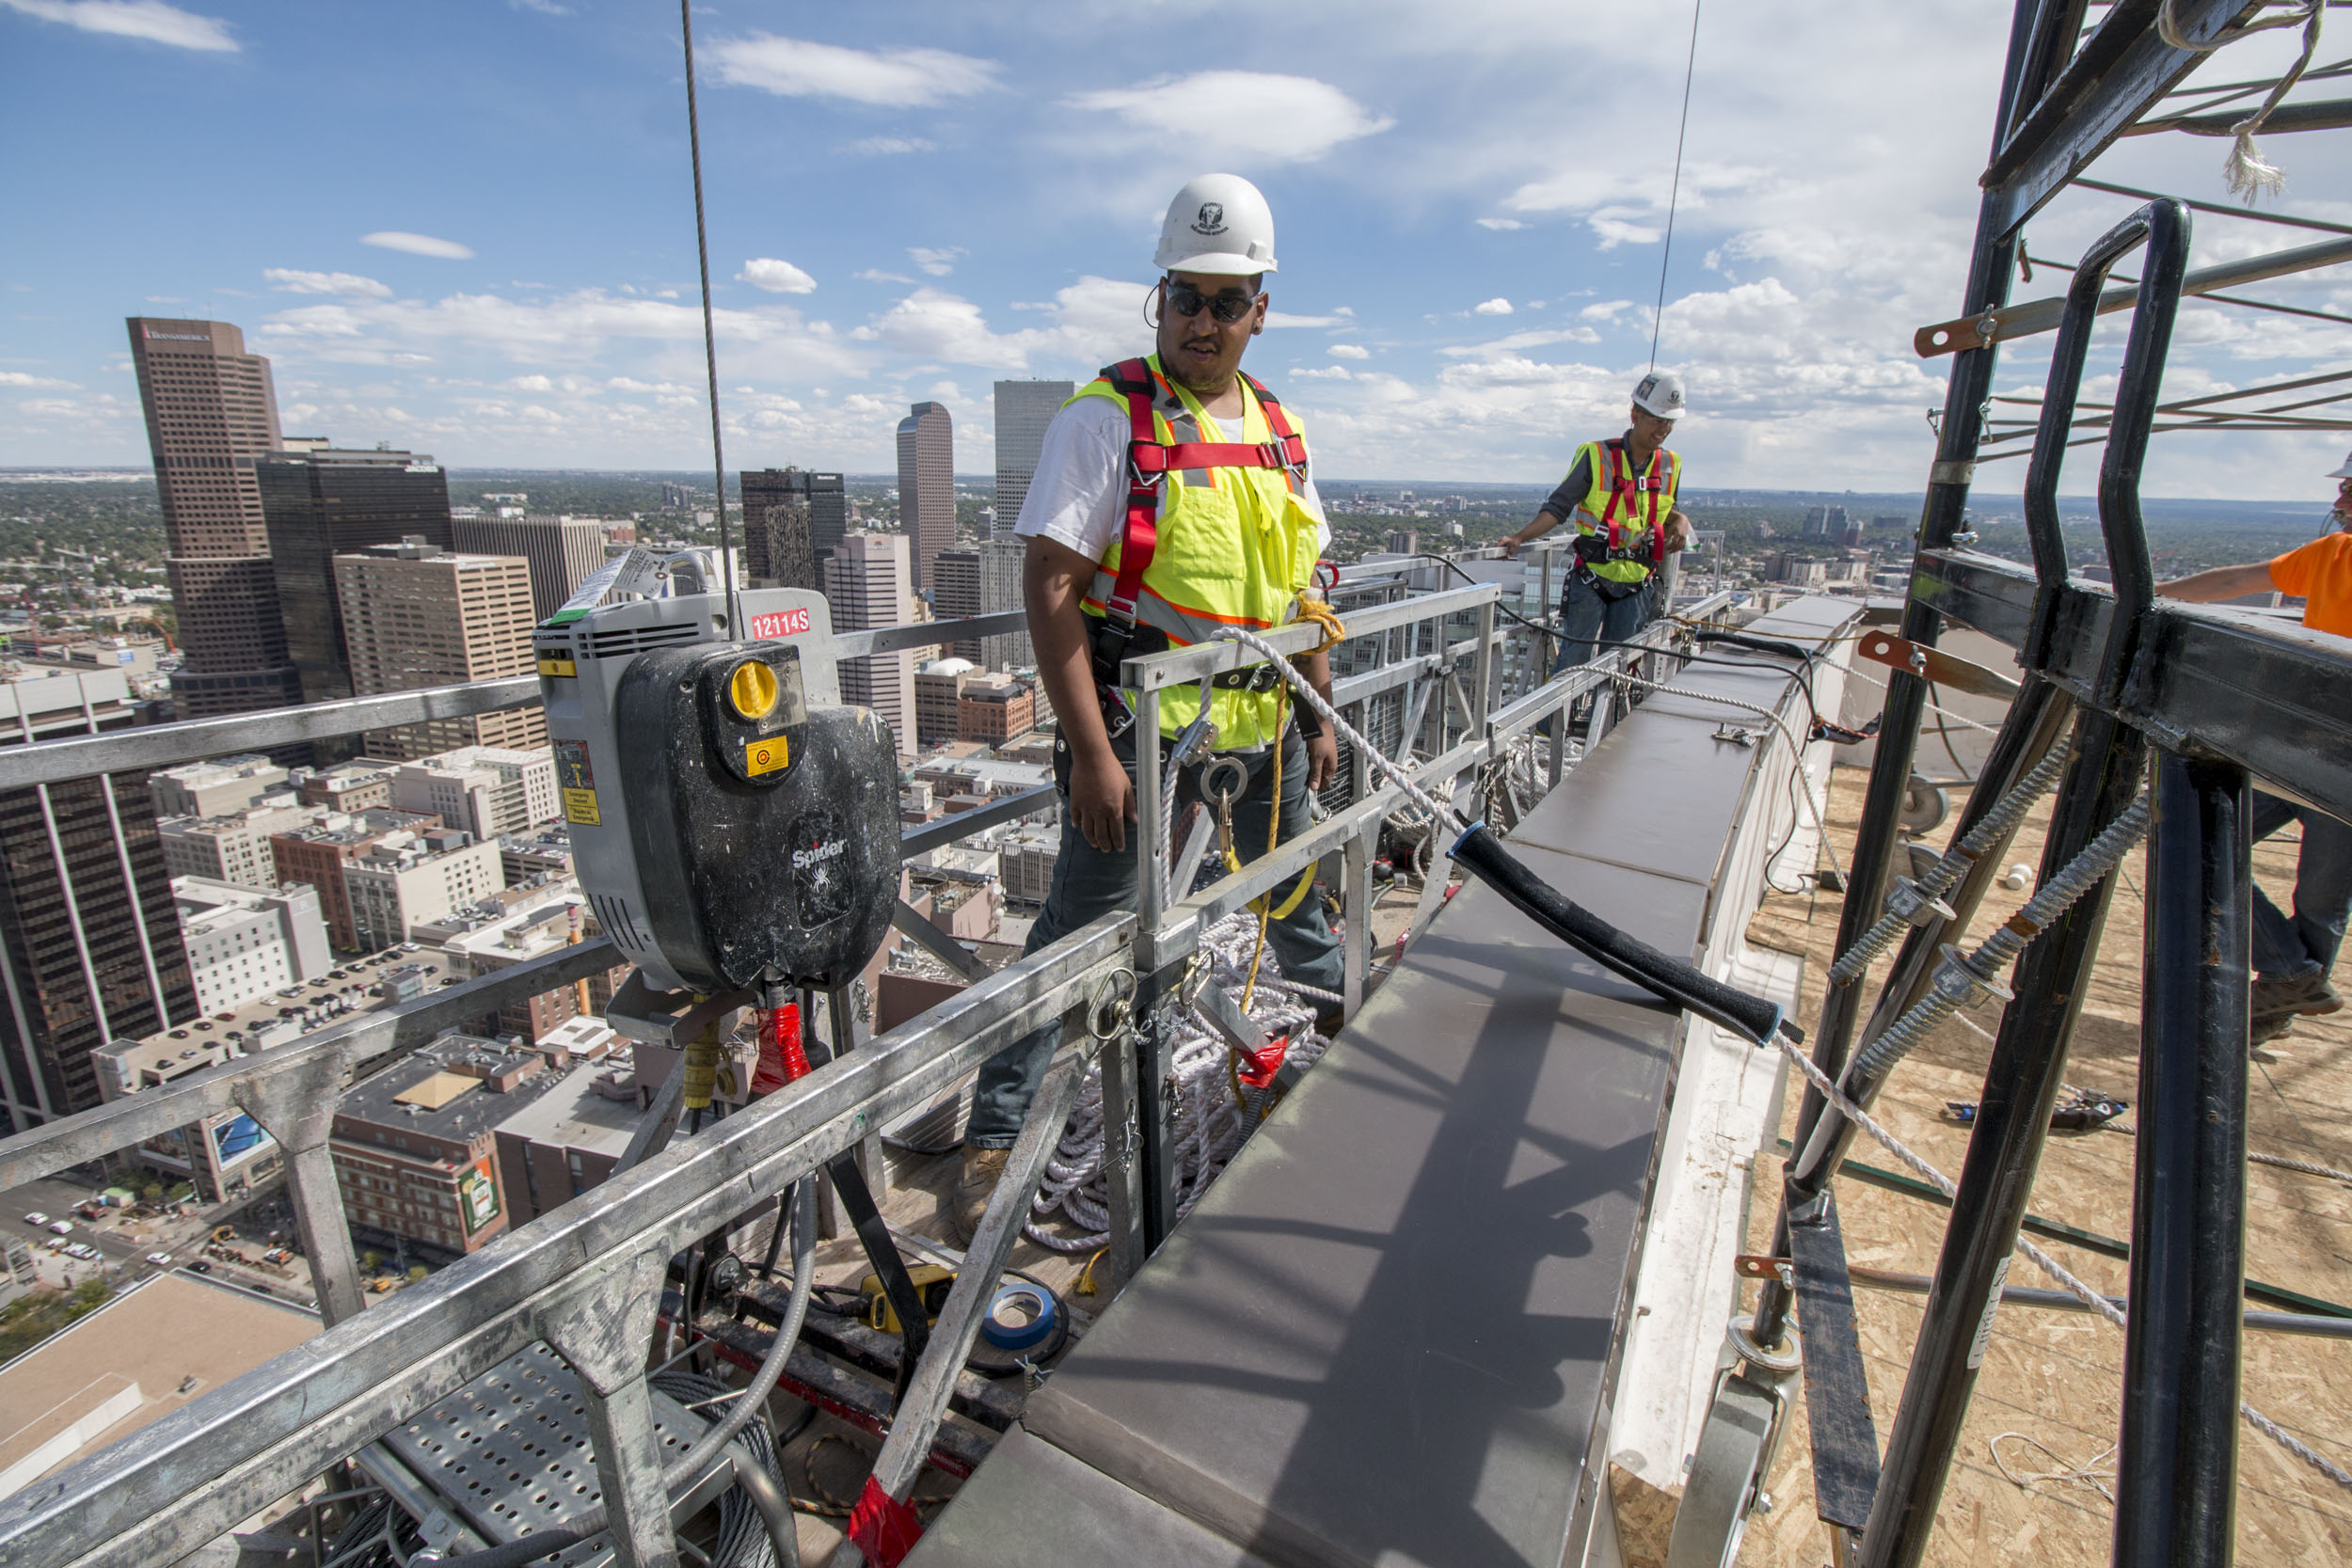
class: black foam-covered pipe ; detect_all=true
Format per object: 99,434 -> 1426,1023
1449,824 -> 1794,1046
1693,629 -> 1816,663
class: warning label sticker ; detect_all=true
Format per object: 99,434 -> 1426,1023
554,739 -> 601,825
745,736 -> 790,777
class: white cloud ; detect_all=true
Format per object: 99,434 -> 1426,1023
1295,365 -> 1353,380
1327,342 -> 1371,360
909,246 -> 965,277
2,0 -> 234,52
362,230 -> 476,261
1472,298 -> 1514,316
265,268 -> 393,298
0,371 -> 79,388
1476,218 -> 1527,231
854,268 -> 915,285
509,0 -> 567,13
738,258 -> 817,294
1069,71 -> 1392,164
848,136 -> 936,156
1264,311 -> 1346,329
1438,327 -> 1601,357
1581,300 -> 1637,321
852,277 -> 1149,372
707,35 -> 998,107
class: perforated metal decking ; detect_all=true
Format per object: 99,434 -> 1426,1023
912,599 -> 1858,1568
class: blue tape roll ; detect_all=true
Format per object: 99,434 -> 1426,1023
978,1283 -> 1058,1351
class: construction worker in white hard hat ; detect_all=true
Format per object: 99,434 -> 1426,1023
1502,371 -> 1693,671
2157,445 -> 2352,1045
949,172 -> 1343,1242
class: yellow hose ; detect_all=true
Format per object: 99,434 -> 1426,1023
681,1013 -> 722,1111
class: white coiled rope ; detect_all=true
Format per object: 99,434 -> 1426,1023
1025,910 -> 1333,1252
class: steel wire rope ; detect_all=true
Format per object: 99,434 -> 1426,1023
679,0 -> 741,635
1772,1033 -> 2352,1492
1649,0 -> 1704,370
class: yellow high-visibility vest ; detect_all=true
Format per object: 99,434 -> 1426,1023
1565,438 -> 1681,584
1075,356 -> 1324,748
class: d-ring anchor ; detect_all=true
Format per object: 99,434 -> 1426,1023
1089,967 -> 1138,1041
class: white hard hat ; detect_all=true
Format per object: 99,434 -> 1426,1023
1632,370 -> 1688,420
2328,447 -> 2352,479
1154,173 -> 1278,277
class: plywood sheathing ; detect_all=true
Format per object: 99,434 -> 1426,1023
1735,766 -> 2352,1566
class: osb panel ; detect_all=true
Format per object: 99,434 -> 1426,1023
1736,766 -> 2352,1567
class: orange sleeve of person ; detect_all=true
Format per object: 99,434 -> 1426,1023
2267,540 -> 2317,597
2269,534 -> 2352,639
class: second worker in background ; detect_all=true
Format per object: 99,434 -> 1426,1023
1502,373 -> 1694,670
950,172 -> 1345,1240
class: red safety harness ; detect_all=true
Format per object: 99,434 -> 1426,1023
1087,357 -> 1310,707
1595,437 -> 1672,565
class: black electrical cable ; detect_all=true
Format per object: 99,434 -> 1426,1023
1407,555 -> 1824,720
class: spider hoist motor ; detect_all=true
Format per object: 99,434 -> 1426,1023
533,549 -> 900,996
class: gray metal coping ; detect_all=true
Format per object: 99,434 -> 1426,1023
910,599 -> 1847,1568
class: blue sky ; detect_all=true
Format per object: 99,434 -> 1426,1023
3,0 -> 2348,498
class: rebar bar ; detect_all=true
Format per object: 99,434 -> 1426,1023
1848,793 -> 2149,1083
1829,740 -> 2074,987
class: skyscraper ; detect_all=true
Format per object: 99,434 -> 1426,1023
930,546 -> 984,663
0,671 -> 196,1124
126,318 -> 302,718
977,538 -> 1035,671
262,447 -> 457,705
739,468 -> 842,591
334,543 -> 546,759
897,402 -> 954,594
823,532 -> 915,751
450,512 -> 606,621
993,380 -> 1071,539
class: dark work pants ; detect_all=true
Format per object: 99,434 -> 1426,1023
2250,789 -> 2352,982
1550,570 -> 1650,673
963,722 -> 1343,1148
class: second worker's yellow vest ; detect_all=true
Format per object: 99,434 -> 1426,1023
1565,437 -> 1681,584
1076,356 -> 1325,749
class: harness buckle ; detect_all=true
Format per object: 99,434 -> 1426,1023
1127,447 -> 1169,490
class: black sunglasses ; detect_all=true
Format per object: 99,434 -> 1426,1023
1163,278 -> 1259,324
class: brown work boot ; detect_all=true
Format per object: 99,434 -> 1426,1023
2252,969 -> 2343,1025
951,1147 -> 1010,1247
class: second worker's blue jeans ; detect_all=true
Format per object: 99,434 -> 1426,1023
964,721 -> 1343,1148
1551,569 -> 1652,674
2250,789 -> 2352,983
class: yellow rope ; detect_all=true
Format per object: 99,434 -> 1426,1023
1238,600 -> 1345,1010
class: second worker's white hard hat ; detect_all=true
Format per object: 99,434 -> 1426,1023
1154,173 -> 1279,277
2328,447 -> 2352,479
1632,370 -> 1688,420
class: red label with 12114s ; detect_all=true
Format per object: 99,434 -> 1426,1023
749,609 -> 811,640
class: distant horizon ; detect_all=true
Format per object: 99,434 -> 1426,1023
0,466 -> 2338,516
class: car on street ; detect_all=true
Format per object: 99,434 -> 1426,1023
23,1211 -> 47,1226
65,1243 -> 99,1260
187,1260 -> 212,1274
147,1252 -> 173,1265
46,1219 -> 72,1235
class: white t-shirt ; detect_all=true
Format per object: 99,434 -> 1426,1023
1012,392 -> 1333,563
